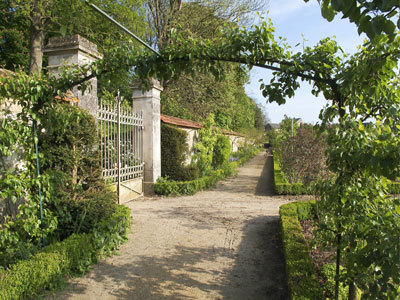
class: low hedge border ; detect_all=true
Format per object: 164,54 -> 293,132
280,201 -> 358,299
154,147 -> 261,196
273,154 -> 311,195
0,204 -> 130,300
388,181 -> 400,194
273,153 -> 400,196
280,201 -> 323,299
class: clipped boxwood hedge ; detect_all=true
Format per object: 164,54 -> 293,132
280,201 -> 323,299
273,154 -> 311,195
0,204 -> 130,300
280,201 -> 358,299
161,123 -> 199,181
388,181 -> 400,194
155,147 -> 261,196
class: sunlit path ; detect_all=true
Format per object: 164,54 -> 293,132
48,150 -> 311,300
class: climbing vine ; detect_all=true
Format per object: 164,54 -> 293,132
0,6 -> 399,296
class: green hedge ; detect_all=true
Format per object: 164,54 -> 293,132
161,123 -> 198,181
273,154 -> 311,195
280,201 -> 358,299
280,201 -> 323,299
388,181 -> 400,194
155,146 -> 260,196
0,204 -> 130,300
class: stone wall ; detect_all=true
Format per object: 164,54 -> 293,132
160,115 -> 247,165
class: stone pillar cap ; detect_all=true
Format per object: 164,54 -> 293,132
43,34 -> 103,59
131,78 -> 163,91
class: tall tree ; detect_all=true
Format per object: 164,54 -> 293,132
0,0 -> 30,71
159,2 -> 260,131
4,0 -> 147,73
146,0 -> 265,48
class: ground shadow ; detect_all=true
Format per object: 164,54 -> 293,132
50,217 -> 288,300
255,153 -> 275,196
219,216 -> 288,300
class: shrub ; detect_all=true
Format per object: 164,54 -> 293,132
155,145 -> 261,196
388,181 -> 400,194
39,102 -> 103,191
161,123 -> 198,181
0,204 -> 130,300
279,201 -> 323,299
212,134 -> 231,168
192,114 -> 217,175
273,154 -> 311,195
38,103 -> 118,241
277,127 -> 329,185
321,264 -> 358,300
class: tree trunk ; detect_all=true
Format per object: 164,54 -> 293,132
29,1 -> 44,74
348,280 -> 357,300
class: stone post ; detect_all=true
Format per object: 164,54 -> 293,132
132,79 -> 162,195
43,35 -> 102,117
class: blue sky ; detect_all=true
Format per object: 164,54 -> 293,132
245,0 -> 366,124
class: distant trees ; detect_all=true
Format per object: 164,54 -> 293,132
1,0 -> 147,73
157,1 -> 266,131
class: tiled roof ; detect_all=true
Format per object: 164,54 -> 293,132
161,114 -> 203,129
161,114 -> 245,137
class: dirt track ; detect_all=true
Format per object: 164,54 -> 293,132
49,150 -> 311,300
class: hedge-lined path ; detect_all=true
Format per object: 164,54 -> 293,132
49,150 -> 310,300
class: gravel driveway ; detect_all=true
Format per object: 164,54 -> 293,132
49,150 -> 310,300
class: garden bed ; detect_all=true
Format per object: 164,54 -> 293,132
279,201 -> 352,299
0,204 -> 130,300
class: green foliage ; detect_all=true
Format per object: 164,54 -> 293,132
316,174 -> 400,298
273,153 -> 311,195
162,64 -> 258,132
154,169 -> 226,196
38,103 -> 117,240
39,103 -> 102,186
159,2 -> 260,132
1,7 -> 398,298
0,204 -> 130,299
321,263 -> 361,300
192,114 -> 217,175
0,0 -> 30,71
0,70 -> 117,268
280,201 -> 362,299
212,134 -> 231,168
155,145 -> 260,196
91,205 -> 131,256
0,99 -> 58,263
161,123 -> 198,181
279,201 -> 323,299
278,127 -> 329,185
388,181 -> 400,194
305,0 -> 400,42
295,201 -> 317,221
0,242 -> 39,271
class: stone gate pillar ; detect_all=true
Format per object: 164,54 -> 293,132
132,79 -> 162,195
43,35 -> 102,117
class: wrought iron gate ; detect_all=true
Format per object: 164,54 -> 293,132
98,95 -> 144,202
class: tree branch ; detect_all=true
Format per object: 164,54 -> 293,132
167,55 -> 335,85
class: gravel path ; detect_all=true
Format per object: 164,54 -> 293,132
49,150 -> 310,300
